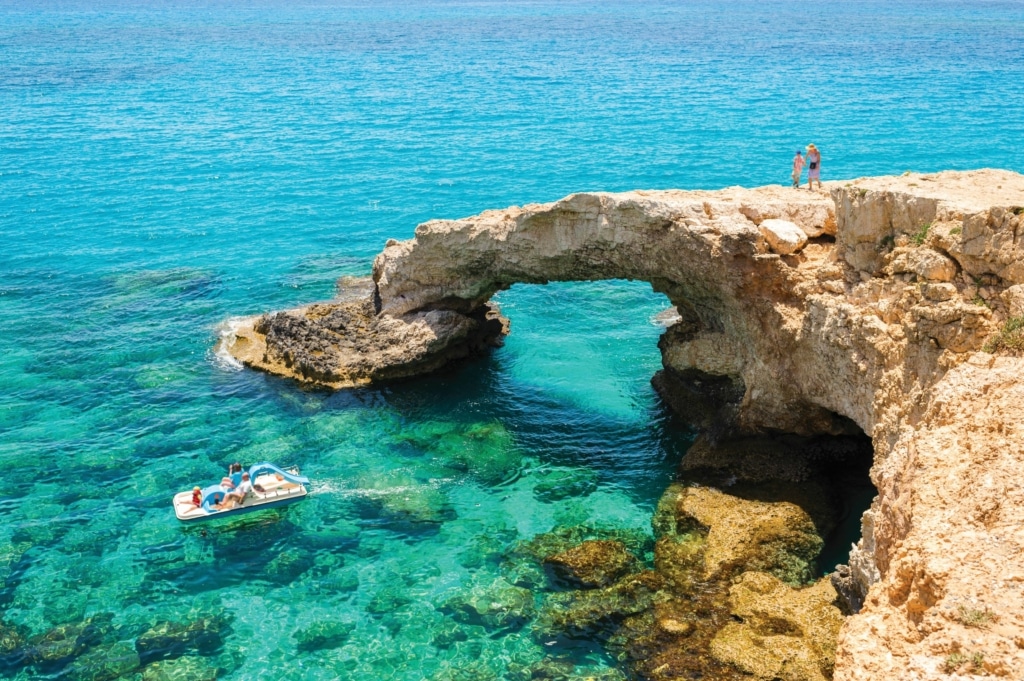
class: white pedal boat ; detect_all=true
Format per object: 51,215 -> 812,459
173,462 -> 309,521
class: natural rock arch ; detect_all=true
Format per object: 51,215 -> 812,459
224,170 -> 1024,679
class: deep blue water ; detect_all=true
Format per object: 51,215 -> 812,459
1,1 -> 1023,679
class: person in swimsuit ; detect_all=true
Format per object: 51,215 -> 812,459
220,462 -> 243,489
792,150 -> 805,188
191,486 -> 202,508
220,471 -> 253,509
806,144 -> 821,191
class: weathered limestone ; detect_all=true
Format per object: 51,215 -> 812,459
711,572 -> 845,681
222,169 -> 1024,679
759,218 -> 809,255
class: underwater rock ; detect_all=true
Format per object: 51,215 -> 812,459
506,657 -> 574,681
440,576 -> 536,632
311,566 -> 360,595
264,547 -> 316,583
502,525 -> 652,591
430,620 -> 470,649
652,532 -> 706,593
532,468 -> 599,503
63,640 -> 140,681
514,526 -> 652,565
543,540 -> 640,589
0,541 -> 30,591
21,613 -> 115,665
507,658 -> 629,681
141,655 -> 219,681
456,530 -> 515,570
399,420 -> 523,486
135,614 -> 230,664
533,571 -> 664,643
355,471 -> 454,527
710,571 -> 844,681
429,661 -> 500,681
293,620 -> 355,653
0,621 -> 26,655
365,589 -> 412,616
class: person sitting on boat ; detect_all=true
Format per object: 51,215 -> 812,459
219,471 -> 254,509
191,486 -> 202,508
219,462 -> 244,490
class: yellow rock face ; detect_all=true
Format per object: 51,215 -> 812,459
711,572 -> 845,681
675,483 -> 834,586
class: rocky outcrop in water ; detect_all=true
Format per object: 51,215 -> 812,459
223,169 -> 1024,679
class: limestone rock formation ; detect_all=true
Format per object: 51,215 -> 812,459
759,218 -> 808,255
223,169 -> 1024,679
711,572 -> 845,681
222,278 -> 507,389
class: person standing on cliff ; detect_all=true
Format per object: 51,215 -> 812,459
806,144 -> 821,191
791,150 -> 805,188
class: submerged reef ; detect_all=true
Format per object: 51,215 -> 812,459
223,170 -> 1024,678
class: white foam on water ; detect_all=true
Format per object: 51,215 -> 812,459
210,317 -> 247,371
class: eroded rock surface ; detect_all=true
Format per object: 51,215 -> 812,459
543,540 -> 641,589
223,169 -> 1024,679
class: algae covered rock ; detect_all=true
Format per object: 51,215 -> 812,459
264,547 -> 316,583
293,620 -> 355,652
21,613 -> 115,665
0,541 -> 30,591
429,661 -> 500,681
440,576 -> 536,631
135,614 -> 230,664
710,571 -> 844,681
398,420 -> 523,486
532,468 -> 598,503
64,640 -> 140,681
0,620 -> 26,655
501,525 -> 652,590
507,658 -> 629,681
543,540 -> 640,589
533,571 -> 664,643
430,620 -> 470,649
142,655 -> 219,681
355,470 -> 454,527
366,588 -> 412,616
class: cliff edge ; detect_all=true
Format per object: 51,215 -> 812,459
221,169 -> 1024,679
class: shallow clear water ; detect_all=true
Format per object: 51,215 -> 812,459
1,1 -> 1023,679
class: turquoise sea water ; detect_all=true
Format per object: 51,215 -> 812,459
2,1 -> 1024,679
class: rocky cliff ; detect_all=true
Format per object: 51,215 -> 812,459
222,169 -> 1024,679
